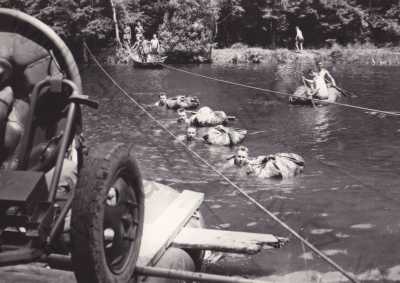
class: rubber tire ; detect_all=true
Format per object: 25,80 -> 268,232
70,142 -> 144,283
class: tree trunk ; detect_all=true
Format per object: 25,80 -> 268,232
82,39 -> 89,64
271,21 -> 276,49
110,0 -> 121,44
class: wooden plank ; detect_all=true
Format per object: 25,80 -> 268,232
138,190 -> 204,266
172,228 -> 286,254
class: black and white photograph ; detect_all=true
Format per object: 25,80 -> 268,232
0,0 -> 399,282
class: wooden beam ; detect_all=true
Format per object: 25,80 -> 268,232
135,265 -> 271,283
0,262 -> 272,283
172,228 -> 287,254
0,264 -> 75,283
138,190 -> 204,266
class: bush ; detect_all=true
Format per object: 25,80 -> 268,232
157,0 -> 214,63
230,42 -> 249,49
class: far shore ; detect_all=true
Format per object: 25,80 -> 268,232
96,44 -> 400,67
212,46 -> 400,66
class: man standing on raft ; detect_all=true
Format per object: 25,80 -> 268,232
316,61 -> 336,87
303,61 -> 337,100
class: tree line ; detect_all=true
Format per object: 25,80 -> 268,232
1,0 -> 399,60
217,0 -> 400,48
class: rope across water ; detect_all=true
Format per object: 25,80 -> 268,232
84,43 -> 360,283
160,63 -> 400,117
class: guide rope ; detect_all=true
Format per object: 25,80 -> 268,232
160,63 -> 400,117
84,43 -> 359,283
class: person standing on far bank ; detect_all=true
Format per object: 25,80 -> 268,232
295,26 -> 304,51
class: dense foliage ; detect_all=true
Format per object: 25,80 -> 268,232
216,0 -> 400,48
156,0 -> 215,62
1,0 -> 400,61
0,0 -> 113,57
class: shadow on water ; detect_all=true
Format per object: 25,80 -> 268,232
81,62 -> 400,281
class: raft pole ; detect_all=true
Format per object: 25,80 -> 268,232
84,43 -> 360,283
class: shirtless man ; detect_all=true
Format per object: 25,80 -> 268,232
155,93 -> 168,107
186,127 -> 197,141
295,26 -> 304,51
150,34 -> 160,55
123,24 -> 132,46
233,146 -> 250,167
316,61 -> 336,87
142,38 -> 151,62
303,62 -> 336,100
222,146 -> 250,170
135,21 -> 144,38
174,127 -> 202,144
177,108 -> 189,124
303,69 -> 328,99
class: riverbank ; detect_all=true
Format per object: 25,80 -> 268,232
212,46 -> 400,66
96,45 -> 400,67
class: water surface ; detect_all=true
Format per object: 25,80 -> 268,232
81,62 -> 400,281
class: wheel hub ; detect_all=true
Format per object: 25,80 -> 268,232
104,177 -> 140,273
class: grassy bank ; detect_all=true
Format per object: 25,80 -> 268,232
95,44 -> 400,67
212,45 -> 400,67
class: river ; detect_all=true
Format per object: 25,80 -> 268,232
81,62 -> 400,282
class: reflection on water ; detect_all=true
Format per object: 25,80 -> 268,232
81,62 -> 400,279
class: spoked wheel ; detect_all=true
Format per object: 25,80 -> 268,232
71,142 -> 144,283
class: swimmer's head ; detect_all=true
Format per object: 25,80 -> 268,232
177,95 -> 186,103
190,96 -> 200,104
159,93 -> 167,103
234,146 -> 249,167
186,127 -> 197,140
177,108 -> 187,121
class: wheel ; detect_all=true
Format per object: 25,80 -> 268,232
71,142 -> 144,283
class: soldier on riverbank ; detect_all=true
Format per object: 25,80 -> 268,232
151,34 -> 160,55
135,21 -> 144,38
123,24 -> 132,46
295,26 -> 304,51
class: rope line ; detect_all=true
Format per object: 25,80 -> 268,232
160,63 -> 400,117
83,43 -> 359,283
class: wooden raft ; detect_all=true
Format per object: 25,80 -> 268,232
0,189 -> 285,282
139,189 -> 284,267
172,228 -> 282,254
138,190 -> 204,266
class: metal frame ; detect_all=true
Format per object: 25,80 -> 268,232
0,8 -> 97,266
